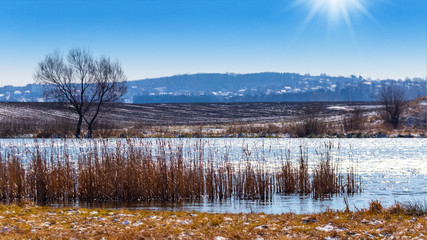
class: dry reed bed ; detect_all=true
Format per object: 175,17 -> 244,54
0,139 -> 360,202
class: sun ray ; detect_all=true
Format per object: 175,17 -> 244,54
350,0 -> 379,25
294,0 -> 377,38
302,1 -> 324,29
339,1 -> 358,45
294,0 -> 324,38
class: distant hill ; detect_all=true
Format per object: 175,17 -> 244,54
1,72 -> 426,103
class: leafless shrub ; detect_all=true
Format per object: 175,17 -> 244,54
342,106 -> 365,132
379,84 -> 409,129
295,106 -> 328,137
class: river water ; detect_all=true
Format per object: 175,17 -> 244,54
1,138 -> 426,214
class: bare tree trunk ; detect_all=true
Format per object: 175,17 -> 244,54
85,114 -> 97,138
85,100 -> 104,138
76,114 -> 83,138
86,123 -> 93,138
35,48 -> 127,138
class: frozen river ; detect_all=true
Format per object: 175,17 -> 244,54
0,138 -> 426,214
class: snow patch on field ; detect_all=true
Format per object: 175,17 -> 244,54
328,106 -> 350,111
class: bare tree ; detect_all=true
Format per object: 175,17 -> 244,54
379,84 -> 408,129
83,57 -> 127,137
34,48 -> 127,138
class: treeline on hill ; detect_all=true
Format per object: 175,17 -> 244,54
133,81 -> 426,103
1,73 -> 426,103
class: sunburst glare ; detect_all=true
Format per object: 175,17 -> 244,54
294,0 -> 377,42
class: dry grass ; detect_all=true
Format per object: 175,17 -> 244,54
1,99 -> 425,138
342,106 -> 365,132
0,114 -> 424,139
0,139 -> 361,203
0,200 -> 424,239
400,200 -> 427,216
0,116 -> 75,138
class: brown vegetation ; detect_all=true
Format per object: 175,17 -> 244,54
0,100 -> 425,138
0,139 -> 360,203
0,200 -> 424,239
342,106 -> 365,132
379,84 -> 409,129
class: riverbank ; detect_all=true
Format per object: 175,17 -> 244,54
2,124 -> 426,139
0,201 -> 425,239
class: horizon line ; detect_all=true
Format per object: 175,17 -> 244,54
2,71 -> 427,88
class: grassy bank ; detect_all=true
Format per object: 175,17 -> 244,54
0,201 -> 425,239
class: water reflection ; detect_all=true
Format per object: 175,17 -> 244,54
42,191 -> 426,215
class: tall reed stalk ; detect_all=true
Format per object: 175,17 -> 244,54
0,139 -> 361,202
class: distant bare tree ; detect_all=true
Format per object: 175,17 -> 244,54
379,84 -> 408,129
34,48 -> 127,138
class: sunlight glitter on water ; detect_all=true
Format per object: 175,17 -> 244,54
1,138 -> 426,214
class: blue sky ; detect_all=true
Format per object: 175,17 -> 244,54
0,0 -> 426,86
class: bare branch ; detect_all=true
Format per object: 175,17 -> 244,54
379,84 -> 408,129
34,48 -> 128,138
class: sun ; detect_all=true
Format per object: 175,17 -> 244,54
299,0 -> 373,21
295,0 -> 375,39
325,0 -> 347,18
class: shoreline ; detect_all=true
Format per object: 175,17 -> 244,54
0,201 -> 425,239
1,132 -> 426,139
